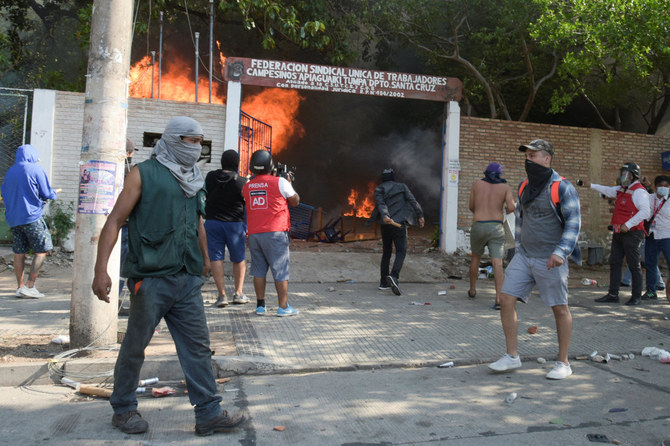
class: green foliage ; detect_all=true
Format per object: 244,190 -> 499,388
530,0 -> 670,133
44,201 -> 75,247
0,0 -> 347,90
361,0 -> 559,121
0,0 -> 90,90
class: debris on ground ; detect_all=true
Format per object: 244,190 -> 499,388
642,346 -> 670,361
505,392 -> 517,405
586,433 -> 610,443
50,335 -> 70,344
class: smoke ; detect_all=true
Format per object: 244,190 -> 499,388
372,127 -> 442,213
278,91 -> 445,222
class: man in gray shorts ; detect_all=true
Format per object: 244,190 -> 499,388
488,140 -> 581,380
243,150 -> 300,317
468,162 -> 515,308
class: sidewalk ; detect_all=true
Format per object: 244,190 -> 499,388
1,253 -> 669,445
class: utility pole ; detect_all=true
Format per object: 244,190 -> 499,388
70,0 -> 134,348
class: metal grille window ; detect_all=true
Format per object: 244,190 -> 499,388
238,110 -> 272,177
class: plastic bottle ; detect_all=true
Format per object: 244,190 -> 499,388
487,265 -> 494,278
505,392 -> 518,404
582,278 -> 598,286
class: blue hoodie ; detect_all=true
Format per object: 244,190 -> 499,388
1,145 -> 57,228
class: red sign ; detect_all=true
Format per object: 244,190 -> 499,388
224,57 -> 462,102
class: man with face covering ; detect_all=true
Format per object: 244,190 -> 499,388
468,162 -> 516,308
579,163 -> 651,305
92,117 -> 245,436
489,139 -> 581,380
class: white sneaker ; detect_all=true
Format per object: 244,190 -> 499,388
232,293 -> 250,304
489,353 -> 522,372
546,361 -> 572,380
17,285 -> 44,298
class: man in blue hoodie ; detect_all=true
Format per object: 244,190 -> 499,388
1,144 -> 58,298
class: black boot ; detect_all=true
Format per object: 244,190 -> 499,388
595,293 -> 619,303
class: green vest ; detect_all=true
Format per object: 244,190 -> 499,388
122,158 -> 204,278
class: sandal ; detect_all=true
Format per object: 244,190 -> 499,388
467,290 -> 476,298
491,303 -> 501,310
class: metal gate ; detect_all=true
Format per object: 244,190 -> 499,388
0,87 -> 31,183
238,110 -> 272,177
0,87 -> 31,241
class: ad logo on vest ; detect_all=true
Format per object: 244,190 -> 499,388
250,190 -> 268,209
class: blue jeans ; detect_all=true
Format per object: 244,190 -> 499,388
110,271 -> 222,423
645,234 -> 670,292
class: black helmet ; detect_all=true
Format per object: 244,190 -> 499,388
621,162 -> 641,179
249,150 -> 274,174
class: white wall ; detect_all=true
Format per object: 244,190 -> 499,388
36,90 -> 228,205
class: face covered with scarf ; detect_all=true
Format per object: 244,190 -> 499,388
521,147 -> 553,205
151,116 -> 205,197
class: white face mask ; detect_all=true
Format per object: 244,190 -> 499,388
657,186 -> 669,198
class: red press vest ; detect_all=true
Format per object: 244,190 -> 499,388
244,174 -> 291,235
612,182 -> 645,231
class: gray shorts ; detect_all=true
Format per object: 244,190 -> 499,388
248,232 -> 290,281
470,221 -> 505,258
501,250 -> 569,307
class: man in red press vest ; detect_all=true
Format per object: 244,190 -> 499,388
580,163 -> 651,305
243,150 -> 300,316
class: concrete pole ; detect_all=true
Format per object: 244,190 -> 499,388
224,80 -> 242,151
439,101 -> 461,254
195,32 -> 200,103
158,11 -> 163,100
151,51 -> 156,98
208,0 -> 214,103
70,0 -> 133,348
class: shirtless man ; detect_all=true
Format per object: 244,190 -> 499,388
468,162 -> 516,309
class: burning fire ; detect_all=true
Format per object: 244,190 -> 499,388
241,89 -> 305,154
128,50 -> 304,153
344,182 -> 377,218
128,54 -> 226,104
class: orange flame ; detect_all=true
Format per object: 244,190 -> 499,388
128,49 -> 304,153
241,89 -> 305,154
129,54 -> 225,104
344,182 -> 376,218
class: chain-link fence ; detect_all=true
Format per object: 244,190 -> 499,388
0,87 -> 32,242
0,88 -> 32,183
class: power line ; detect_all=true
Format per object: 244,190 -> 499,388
183,0 -> 226,84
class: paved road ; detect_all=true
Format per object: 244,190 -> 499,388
1,255 -> 669,445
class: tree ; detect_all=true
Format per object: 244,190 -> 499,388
531,0 -> 670,134
0,0 -> 90,89
362,0 -> 559,121
0,0 -> 348,90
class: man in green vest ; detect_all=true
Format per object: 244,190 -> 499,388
92,117 -> 245,436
